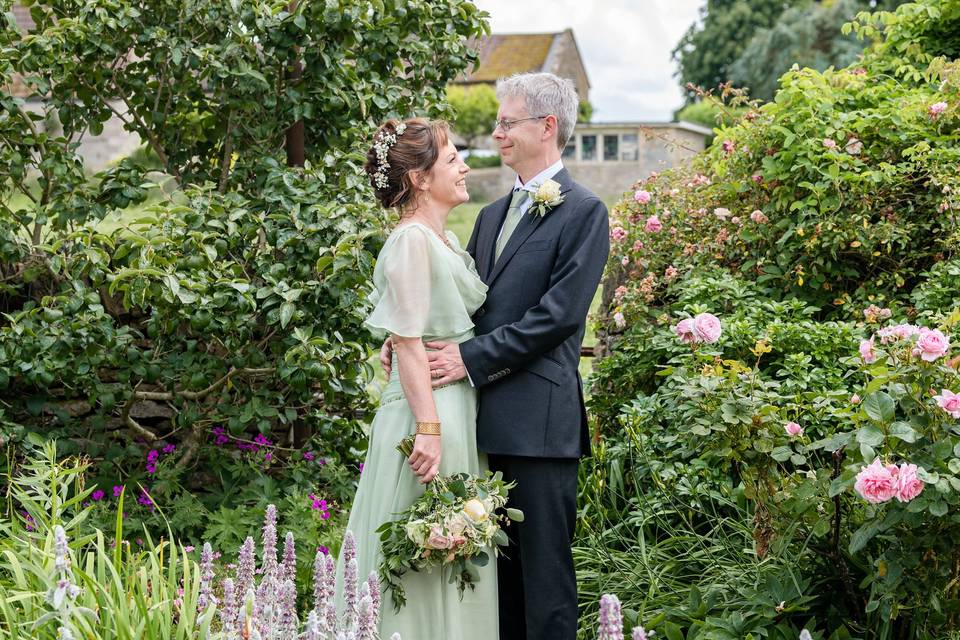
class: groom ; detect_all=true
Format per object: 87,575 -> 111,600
423,72 -> 609,639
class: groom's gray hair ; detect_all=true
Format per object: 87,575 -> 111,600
496,72 -> 579,150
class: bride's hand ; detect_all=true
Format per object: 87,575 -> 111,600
409,434 -> 441,484
380,337 -> 394,378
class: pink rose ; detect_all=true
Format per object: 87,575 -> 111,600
823,138 -> 837,150
611,226 -> 628,242
621,257 -> 630,266
632,240 -> 644,252
713,207 -> 730,219
751,174 -> 763,184
750,209 -> 768,224
935,389 -> 960,418
614,286 -> 628,300
426,526 -> 453,550
674,318 -> 696,344
928,101 -> 948,119
634,189 -> 651,204
644,215 -> 662,233
784,421 -> 803,437
613,312 -> 626,329
859,337 -> 877,363
845,137 -> 863,155
730,216 -> 741,225
664,266 -> 678,281
877,324 -> 920,344
851,393 -> 861,405
915,328 -> 949,362
854,459 -> 898,504
692,312 -> 722,343
895,463 -> 924,502
722,139 -> 735,154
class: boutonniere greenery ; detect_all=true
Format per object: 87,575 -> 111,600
530,179 -> 564,218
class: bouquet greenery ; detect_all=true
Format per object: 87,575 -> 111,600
377,437 -> 524,611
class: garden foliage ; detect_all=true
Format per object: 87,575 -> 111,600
0,0 -> 488,543
586,1 -> 960,637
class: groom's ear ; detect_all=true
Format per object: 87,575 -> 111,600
542,114 -> 559,144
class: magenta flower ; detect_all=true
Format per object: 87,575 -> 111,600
162,444 -> 176,454
91,489 -> 105,502
303,451 -> 315,461
113,485 -> 124,498
722,139 -> 735,154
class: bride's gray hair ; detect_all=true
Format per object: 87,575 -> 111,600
496,72 -> 579,150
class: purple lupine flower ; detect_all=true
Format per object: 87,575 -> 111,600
279,578 -> 298,633
342,530 -> 357,566
598,594 -> 624,640
633,625 -> 656,640
356,584 -> 376,640
367,571 -> 381,622
235,536 -> 256,615
91,489 -> 105,502
324,599 -> 337,636
345,557 -> 359,620
282,531 -> 296,585
313,548 -> 327,611
197,542 -> 217,616
322,553 -> 336,602
220,577 -> 237,636
261,505 -> 279,583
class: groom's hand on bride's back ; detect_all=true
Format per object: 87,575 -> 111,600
380,337 -> 393,377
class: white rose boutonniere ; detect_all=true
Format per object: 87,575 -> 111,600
530,179 -> 564,218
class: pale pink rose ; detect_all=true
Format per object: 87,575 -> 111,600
722,139 -> 735,154
750,209 -> 768,224
915,328 -> 949,362
928,101 -> 948,119
822,138 -> 837,150
426,526 -> 453,550
713,207 -> 730,219
613,312 -> 626,329
784,421 -> 803,437
614,285 -> 628,300
851,393 -> 861,405
664,265 -> 678,281
674,318 -> 696,344
644,215 -> 662,233
621,257 -> 630,266
692,312 -> 722,343
877,323 -> 920,344
935,389 -> 960,418
859,337 -> 877,363
611,226 -> 628,242
751,174 -> 763,184
632,240 -> 644,251
634,189 -> 652,204
451,534 -> 467,548
730,216 -> 741,225
895,463 -> 924,502
854,459 -> 898,504
845,137 -> 863,155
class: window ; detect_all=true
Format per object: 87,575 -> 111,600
562,139 -> 576,160
621,134 -> 639,161
603,135 -> 619,161
581,135 -> 597,161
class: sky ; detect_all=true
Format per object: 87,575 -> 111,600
472,0 -> 706,123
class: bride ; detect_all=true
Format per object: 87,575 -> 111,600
336,118 -> 498,640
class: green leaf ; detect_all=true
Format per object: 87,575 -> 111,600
280,302 -> 295,329
505,508 -> 524,522
863,391 -> 895,423
856,425 -> 885,447
888,422 -> 917,443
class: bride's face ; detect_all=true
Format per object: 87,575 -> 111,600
425,139 -> 470,207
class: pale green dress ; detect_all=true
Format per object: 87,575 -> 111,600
337,223 -> 498,640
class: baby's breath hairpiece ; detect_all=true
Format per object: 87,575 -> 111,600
372,122 -> 407,189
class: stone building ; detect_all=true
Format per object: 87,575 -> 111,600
452,29 -> 710,200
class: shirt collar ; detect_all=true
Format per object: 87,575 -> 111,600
514,160 -> 564,193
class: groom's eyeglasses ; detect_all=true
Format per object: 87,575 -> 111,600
492,115 -> 548,132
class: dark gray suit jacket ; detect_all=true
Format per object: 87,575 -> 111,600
460,168 -> 609,459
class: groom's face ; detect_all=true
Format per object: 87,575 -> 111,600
493,95 -> 542,171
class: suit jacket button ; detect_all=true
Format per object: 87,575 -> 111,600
487,375 -> 495,382
505,368 -> 511,374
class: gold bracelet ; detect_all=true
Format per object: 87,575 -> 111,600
415,421 -> 441,436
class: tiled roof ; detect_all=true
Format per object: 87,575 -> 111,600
462,33 -> 558,83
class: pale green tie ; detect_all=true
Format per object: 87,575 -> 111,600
495,189 -> 530,261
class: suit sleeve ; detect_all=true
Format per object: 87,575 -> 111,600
459,197 -> 609,387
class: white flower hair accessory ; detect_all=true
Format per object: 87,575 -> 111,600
372,122 -> 407,190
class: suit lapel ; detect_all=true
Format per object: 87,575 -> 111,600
487,168 -> 574,286
477,192 -> 513,282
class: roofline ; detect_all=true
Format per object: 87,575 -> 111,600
562,28 -> 590,91
578,120 -> 714,136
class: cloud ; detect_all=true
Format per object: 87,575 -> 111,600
472,0 -> 704,121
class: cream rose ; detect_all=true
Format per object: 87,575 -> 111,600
535,179 -> 562,206
463,498 -> 488,523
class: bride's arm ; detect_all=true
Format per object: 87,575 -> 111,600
393,335 -> 441,483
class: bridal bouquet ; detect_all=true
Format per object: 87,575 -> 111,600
377,437 -> 524,611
